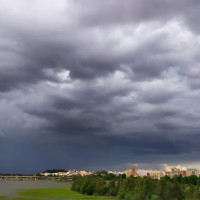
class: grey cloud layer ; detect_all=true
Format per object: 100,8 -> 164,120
0,0 -> 200,172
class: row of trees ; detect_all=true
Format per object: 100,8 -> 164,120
42,169 -> 67,173
71,175 -> 200,200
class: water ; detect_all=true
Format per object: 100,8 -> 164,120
0,180 -> 71,196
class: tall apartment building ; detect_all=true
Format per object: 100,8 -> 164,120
165,171 -> 170,176
180,170 -> 187,177
170,167 -> 180,177
186,169 -> 199,177
149,171 -> 164,179
124,168 -> 136,177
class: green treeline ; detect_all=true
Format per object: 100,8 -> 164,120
72,174 -> 200,200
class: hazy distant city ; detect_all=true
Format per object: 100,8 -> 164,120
37,166 -> 200,179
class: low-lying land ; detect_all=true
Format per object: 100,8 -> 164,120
1,174 -> 200,200
0,186 -> 114,200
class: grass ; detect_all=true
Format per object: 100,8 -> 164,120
0,186 -> 115,200
5,198 -> 43,200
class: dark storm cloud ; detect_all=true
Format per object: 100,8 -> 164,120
1,0 -> 200,90
71,0 -> 200,33
1,0 -> 200,172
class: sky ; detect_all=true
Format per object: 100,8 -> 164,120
1,0 -> 200,173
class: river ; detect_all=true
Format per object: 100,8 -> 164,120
0,180 -> 71,196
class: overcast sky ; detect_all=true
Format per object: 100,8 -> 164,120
1,0 -> 200,173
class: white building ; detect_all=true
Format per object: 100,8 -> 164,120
186,169 -> 199,177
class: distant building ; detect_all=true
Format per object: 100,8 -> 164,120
165,171 -> 170,176
40,172 -> 52,176
186,169 -> 199,177
124,168 -> 136,177
170,167 -> 180,177
108,171 -> 123,176
149,171 -> 164,179
180,170 -> 186,177
137,169 -> 149,177
57,172 -> 68,176
80,171 -> 93,176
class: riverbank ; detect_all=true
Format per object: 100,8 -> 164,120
0,180 -> 71,196
0,181 -> 114,199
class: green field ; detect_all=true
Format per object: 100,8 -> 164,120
0,186 -> 115,200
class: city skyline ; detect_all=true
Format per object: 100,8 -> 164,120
1,0 -> 200,173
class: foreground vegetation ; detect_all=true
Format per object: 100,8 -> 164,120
72,173 -> 200,200
0,186 -> 114,200
0,173 -> 200,200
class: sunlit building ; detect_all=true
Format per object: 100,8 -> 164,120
149,171 -> 164,179
186,169 -> 199,177
165,171 -> 170,176
180,170 -> 186,177
170,167 -> 180,177
40,172 -> 51,176
80,170 -> 93,176
124,168 -> 136,177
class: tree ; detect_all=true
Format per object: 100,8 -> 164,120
104,173 -> 116,180
171,177 -> 182,200
185,185 -> 200,200
158,178 -> 173,200
188,175 -> 198,185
